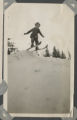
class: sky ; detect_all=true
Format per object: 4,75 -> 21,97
4,3 -> 74,56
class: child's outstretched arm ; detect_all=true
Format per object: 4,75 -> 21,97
39,30 -> 44,38
24,28 -> 33,35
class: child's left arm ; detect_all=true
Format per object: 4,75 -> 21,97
39,30 -> 44,38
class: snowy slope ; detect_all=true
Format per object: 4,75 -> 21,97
8,50 -> 70,114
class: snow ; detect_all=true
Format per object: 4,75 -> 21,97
8,50 -> 70,114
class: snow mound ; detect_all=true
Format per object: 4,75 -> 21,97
8,50 -> 70,113
9,50 -> 70,66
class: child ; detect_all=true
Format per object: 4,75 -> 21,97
24,22 -> 44,50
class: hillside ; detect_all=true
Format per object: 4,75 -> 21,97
8,50 -> 70,114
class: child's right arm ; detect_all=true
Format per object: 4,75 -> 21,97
24,28 -> 33,35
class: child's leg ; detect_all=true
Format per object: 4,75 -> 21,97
35,38 -> 39,50
35,38 -> 39,45
35,38 -> 41,45
31,38 -> 34,47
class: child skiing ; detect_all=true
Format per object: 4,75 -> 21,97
24,22 -> 44,50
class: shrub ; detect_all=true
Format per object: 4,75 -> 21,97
44,45 -> 50,57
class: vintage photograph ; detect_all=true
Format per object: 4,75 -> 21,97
3,1 -> 74,117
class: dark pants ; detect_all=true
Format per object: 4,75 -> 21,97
31,37 -> 39,47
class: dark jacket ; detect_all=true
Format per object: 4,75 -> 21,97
26,27 -> 44,39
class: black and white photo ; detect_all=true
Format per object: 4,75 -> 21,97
3,1 -> 74,117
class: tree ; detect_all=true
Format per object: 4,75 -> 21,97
52,46 -> 66,59
56,49 -> 61,58
52,46 -> 61,58
8,38 -> 17,55
52,46 -> 58,58
61,51 -> 66,59
68,51 -> 71,60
